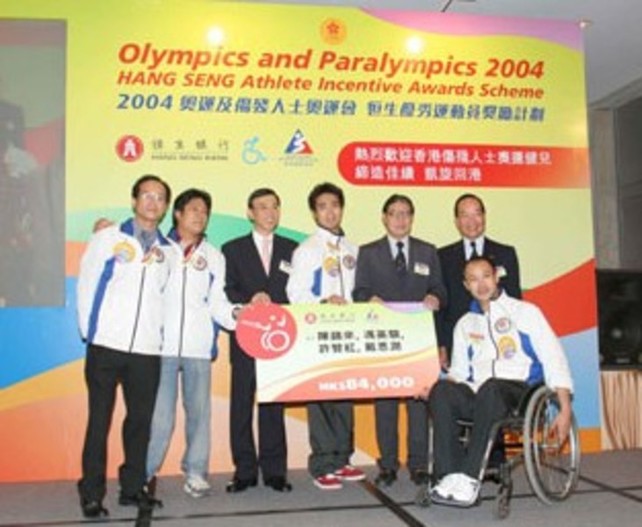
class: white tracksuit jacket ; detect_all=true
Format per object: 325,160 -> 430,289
286,227 -> 358,303
76,218 -> 173,355
450,291 -> 573,393
161,231 -> 236,360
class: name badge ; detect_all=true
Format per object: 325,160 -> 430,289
414,262 -> 430,276
279,260 -> 292,274
496,265 -> 507,278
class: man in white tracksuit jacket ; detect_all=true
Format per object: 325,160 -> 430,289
428,256 -> 574,507
76,175 -> 173,518
145,188 -> 237,499
286,182 -> 365,491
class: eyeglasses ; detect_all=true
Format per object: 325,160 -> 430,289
386,210 -> 413,219
253,204 -> 280,212
139,191 -> 166,203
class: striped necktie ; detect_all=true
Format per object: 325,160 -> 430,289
395,241 -> 407,274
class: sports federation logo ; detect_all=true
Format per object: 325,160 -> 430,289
494,317 -> 513,334
342,254 -> 356,270
284,129 -> 313,155
191,255 -> 207,271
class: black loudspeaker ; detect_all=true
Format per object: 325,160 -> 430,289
597,270 -> 642,369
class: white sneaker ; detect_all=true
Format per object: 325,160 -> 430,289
431,473 -> 460,498
184,475 -> 212,498
449,473 -> 481,506
431,473 -> 480,507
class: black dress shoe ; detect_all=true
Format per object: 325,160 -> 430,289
410,469 -> 430,486
80,498 -> 109,519
146,476 -> 157,498
225,477 -> 258,493
119,489 -> 163,509
374,469 -> 397,487
264,476 -> 293,492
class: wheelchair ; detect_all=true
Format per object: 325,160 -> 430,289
415,384 -> 581,519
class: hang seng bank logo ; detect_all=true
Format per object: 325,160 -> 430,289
281,129 -> 317,167
116,135 -> 144,162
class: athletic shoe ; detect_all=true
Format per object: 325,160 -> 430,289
449,474 -> 481,506
431,473 -> 480,507
431,473 -> 460,499
313,473 -> 343,490
334,465 -> 366,481
184,475 -> 212,498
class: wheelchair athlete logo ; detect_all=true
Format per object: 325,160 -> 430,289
236,304 -> 297,360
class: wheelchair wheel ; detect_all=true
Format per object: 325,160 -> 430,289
523,386 -> 581,504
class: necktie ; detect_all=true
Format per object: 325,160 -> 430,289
395,241 -> 407,274
470,241 -> 479,259
261,237 -> 271,274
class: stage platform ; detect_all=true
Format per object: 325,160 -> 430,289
1,450 -> 640,527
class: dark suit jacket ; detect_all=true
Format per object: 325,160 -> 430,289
353,236 -> 447,304
222,232 -> 297,305
435,237 -> 521,354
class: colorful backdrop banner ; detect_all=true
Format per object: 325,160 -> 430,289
0,0 -> 599,482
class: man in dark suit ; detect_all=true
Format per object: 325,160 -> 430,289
354,194 -> 447,487
436,193 -> 521,367
222,188 -> 298,493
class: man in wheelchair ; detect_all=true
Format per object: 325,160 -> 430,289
427,256 -> 573,507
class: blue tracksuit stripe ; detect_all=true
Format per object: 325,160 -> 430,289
210,321 -> 220,359
206,271 -> 214,303
519,331 -> 544,385
466,344 -> 475,382
87,257 -> 116,343
121,218 -> 135,236
312,267 -> 322,297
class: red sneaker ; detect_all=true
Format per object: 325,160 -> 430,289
314,474 -> 343,490
334,465 -> 366,481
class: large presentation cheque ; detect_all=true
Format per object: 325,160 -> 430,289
235,302 -> 441,403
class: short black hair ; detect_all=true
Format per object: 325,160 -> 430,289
454,193 -> 485,217
131,174 -> 171,204
463,255 -> 496,277
172,188 -> 212,228
307,182 -> 344,211
382,194 -> 415,215
247,187 -> 281,209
